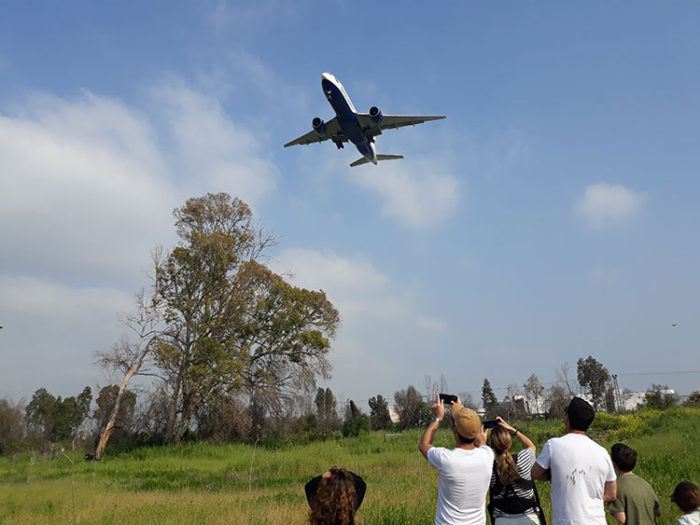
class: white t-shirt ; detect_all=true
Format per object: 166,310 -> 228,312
427,445 -> 495,525
535,433 -> 616,525
678,508 -> 700,525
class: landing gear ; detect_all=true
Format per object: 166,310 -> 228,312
333,138 -> 344,149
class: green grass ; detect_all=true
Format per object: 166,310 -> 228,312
0,408 -> 698,524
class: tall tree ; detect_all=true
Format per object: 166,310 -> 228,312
25,388 -> 57,438
94,386 -> 137,441
154,193 -> 339,442
0,399 -> 24,455
95,289 -> 160,459
547,384 -> 570,419
315,387 -> 338,429
368,395 -> 391,430
523,373 -> 545,417
576,356 -> 610,410
482,378 -> 499,415
51,387 -> 92,441
394,385 -> 429,429
26,387 -> 92,442
555,362 -> 578,396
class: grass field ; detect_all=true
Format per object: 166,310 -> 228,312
1,407 -> 698,524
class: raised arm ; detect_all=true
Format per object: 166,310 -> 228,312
419,395 -> 445,459
496,417 -> 535,450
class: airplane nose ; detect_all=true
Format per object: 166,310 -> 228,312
321,72 -> 335,83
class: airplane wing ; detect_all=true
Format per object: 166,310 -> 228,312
356,114 -> 446,138
284,117 -> 345,147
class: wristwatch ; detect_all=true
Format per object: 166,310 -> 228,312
511,429 -> 518,437
433,417 -> 442,423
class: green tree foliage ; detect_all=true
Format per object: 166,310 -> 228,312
315,387 -> 338,429
25,387 -> 92,442
0,399 -> 24,454
685,391 -> 700,406
153,193 -> 340,442
481,378 -> 499,416
342,415 -> 370,437
368,395 -> 392,430
394,385 -> 430,429
195,394 -> 251,442
644,384 -> 678,410
576,356 -> 610,410
94,386 -> 136,437
25,388 -> 57,438
51,387 -> 92,441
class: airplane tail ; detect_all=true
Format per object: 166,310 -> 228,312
349,154 -> 404,167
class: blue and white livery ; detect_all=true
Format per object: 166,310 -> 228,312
284,73 -> 446,167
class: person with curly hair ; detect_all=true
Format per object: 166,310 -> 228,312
305,466 -> 366,525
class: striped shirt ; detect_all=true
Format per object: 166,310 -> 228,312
490,448 -> 537,517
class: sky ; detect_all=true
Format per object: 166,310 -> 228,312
1,2 -> 699,410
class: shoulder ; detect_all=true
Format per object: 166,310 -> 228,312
517,448 -> 536,460
479,445 -> 495,458
427,446 -> 451,465
677,512 -> 700,525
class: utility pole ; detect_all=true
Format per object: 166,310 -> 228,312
612,374 -> 623,412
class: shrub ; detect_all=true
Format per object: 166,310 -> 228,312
342,415 -> 370,438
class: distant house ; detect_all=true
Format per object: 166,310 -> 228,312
387,405 -> 401,424
622,391 -> 647,411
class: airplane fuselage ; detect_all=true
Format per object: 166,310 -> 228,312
321,73 -> 377,164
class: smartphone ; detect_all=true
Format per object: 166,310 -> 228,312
439,393 -> 458,405
483,419 -> 499,429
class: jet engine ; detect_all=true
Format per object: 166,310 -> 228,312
369,106 -> 383,124
312,117 -> 326,135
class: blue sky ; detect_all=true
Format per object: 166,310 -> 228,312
1,2 -> 699,408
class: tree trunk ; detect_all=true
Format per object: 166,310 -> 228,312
164,374 -> 183,443
94,367 -> 135,460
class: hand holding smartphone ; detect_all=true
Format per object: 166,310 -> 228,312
483,419 -> 499,429
438,393 -> 458,406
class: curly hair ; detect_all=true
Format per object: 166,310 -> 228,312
490,426 -> 519,485
308,467 -> 357,525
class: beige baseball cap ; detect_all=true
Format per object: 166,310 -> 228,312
451,403 -> 481,439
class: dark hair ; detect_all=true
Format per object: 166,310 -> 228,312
671,481 -> 700,514
610,443 -> 637,472
309,467 -> 357,525
566,397 -> 595,431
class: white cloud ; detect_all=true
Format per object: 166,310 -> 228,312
0,93 -> 175,284
350,160 -> 460,228
0,275 -> 134,399
0,83 -> 283,400
574,182 -> 646,230
270,248 -> 447,330
268,248 -> 450,400
153,82 -> 279,207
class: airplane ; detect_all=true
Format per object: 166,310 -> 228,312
284,73 -> 446,167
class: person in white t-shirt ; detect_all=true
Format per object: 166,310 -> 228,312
531,396 -> 617,525
419,394 -> 494,525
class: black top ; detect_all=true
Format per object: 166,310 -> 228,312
304,471 -> 367,510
